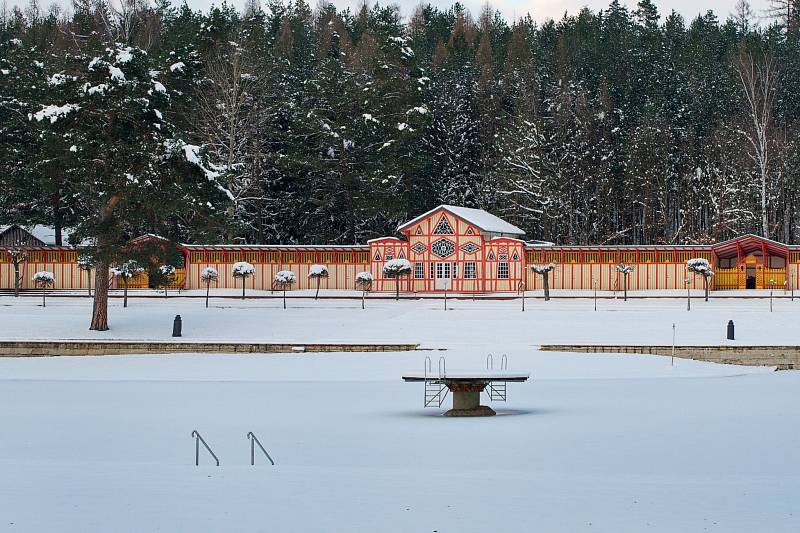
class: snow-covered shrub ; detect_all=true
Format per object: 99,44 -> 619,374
232,261 -> 256,278
160,264 -> 176,276
111,260 -> 144,307
355,271 -> 373,309
308,264 -> 329,299
614,264 -> 635,301
111,260 -> 144,279
32,271 -> 55,284
687,258 -> 714,301
200,267 -> 218,308
308,264 -> 329,278
530,263 -> 555,274
382,258 -> 412,277
32,271 -> 54,307
200,267 -> 219,282
232,261 -> 255,299
76,254 -> 94,295
275,270 -> 296,284
275,270 -> 296,309
530,263 -> 556,301
355,271 -> 373,284
383,259 -> 412,300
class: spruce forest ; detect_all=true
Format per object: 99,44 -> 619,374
2,0 -> 800,248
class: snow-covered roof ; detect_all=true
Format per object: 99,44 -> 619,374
398,205 -> 525,236
0,224 -> 77,246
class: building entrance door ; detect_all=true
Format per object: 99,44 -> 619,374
746,266 -> 756,289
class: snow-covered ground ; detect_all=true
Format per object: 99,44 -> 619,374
0,294 -> 798,346
0,297 -> 798,532
0,351 -> 797,532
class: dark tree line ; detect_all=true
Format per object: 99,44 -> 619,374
3,0 -> 800,250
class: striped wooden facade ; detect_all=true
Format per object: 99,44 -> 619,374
2,210 -> 800,294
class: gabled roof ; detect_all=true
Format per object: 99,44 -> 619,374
712,234 -> 790,258
397,205 -> 525,236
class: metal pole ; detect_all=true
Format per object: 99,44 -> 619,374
671,323 -> 675,366
686,279 -> 691,311
250,437 -> 255,466
770,289 -> 773,312
593,280 -> 597,311
195,436 -> 199,466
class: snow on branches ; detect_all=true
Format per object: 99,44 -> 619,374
160,265 -> 177,276
355,271 -> 374,284
32,271 -> 55,284
111,260 -> 144,278
308,264 -> 329,278
530,263 -> 555,274
200,267 -> 219,283
382,258 -> 412,277
614,264 -> 635,274
275,270 -> 296,284
686,258 -> 714,277
232,261 -> 255,278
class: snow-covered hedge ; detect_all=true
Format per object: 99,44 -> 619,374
308,264 -> 329,278
686,258 -> 714,276
160,264 -> 177,276
530,263 -> 555,274
200,267 -> 219,282
32,271 -> 55,284
383,258 -> 412,277
232,261 -> 255,278
355,271 -> 374,283
275,270 -> 296,284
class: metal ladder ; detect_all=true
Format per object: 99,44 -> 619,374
485,353 -> 508,402
247,432 -> 275,466
424,356 -> 448,408
191,430 -> 220,466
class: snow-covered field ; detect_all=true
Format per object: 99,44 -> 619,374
0,294 -> 798,346
0,296 -> 798,532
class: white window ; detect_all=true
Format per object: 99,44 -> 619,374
414,262 -> 424,279
435,262 -> 451,279
464,262 -> 477,279
498,262 -> 509,279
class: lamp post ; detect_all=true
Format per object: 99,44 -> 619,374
685,278 -> 691,311
769,279 -> 775,312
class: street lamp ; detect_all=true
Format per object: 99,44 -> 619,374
685,277 -> 691,311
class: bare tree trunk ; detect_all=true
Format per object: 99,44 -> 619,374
396,277 -> 400,301
361,288 -> 366,309
737,48 -> 776,238
242,277 -> 246,300
283,288 -> 286,309
623,274 -> 628,301
90,263 -> 110,331
123,278 -> 128,308
704,276 -> 709,302
13,261 -> 21,297
87,269 -> 92,297
543,273 -> 550,301
315,277 -> 321,300
42,286 -> 46,307
205,282 -> 210,308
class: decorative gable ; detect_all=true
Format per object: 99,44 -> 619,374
433,215 -> 454,235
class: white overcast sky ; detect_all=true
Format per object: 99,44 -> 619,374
12,0 -> 775,25
183,0 -> 772,24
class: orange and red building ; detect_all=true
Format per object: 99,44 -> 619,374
2,207 -> 799,293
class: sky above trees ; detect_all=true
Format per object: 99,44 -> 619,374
174,0 -> 773,23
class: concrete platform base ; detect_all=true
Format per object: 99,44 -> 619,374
443,405 -> 496,417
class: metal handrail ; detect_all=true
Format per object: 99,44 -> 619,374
486,353 -> 494,370
247,432 -> 275,466
438,356 -> 446,378
501,354 -> 508,370
424,356 -> 432,380
191,430 -> 219,466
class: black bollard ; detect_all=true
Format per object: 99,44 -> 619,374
172,315 -> 182,337
726,320 -> 734,340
